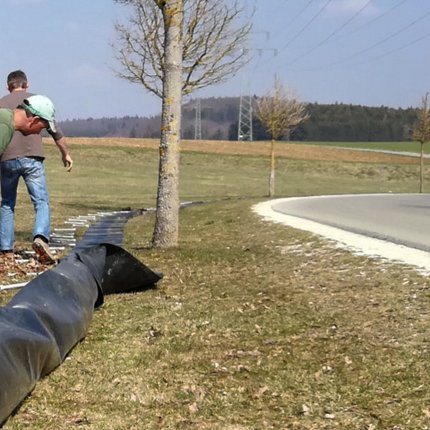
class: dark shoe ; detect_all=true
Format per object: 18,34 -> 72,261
32,238 -> 56,264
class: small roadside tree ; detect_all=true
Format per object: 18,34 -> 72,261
412,93 -> 430,193
255,77 -> 309,197
113,0 -> 251,247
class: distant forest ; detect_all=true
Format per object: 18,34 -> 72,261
59,96 -> 420,142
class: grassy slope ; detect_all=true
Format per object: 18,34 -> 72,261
2,140 -> 430,429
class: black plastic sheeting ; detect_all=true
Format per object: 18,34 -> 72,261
0,243 -> 161,426
0,203 -> 203,425
74,204 -> 201,252
74,210 -> 147,251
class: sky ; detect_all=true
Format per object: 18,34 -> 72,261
2,0 -> 430,120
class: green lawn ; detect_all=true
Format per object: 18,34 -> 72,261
2,141 -> 430,429
10,142 -> 426,246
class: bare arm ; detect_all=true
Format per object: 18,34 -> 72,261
54,136 -> 73,172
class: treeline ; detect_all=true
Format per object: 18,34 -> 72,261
59,97 -> 420,142
294,103 -> 418,142
59,115 -> 162,138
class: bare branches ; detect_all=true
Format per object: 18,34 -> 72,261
255,77 -> 309,197
181,0 -> 251,94
255,77 -> 309,140
113,0 -> 164,97
112,0 -> 251,98
412,93 -> 430,193
412,93 -> 430,144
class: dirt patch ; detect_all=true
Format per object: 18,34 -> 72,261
53,137 -> 418,165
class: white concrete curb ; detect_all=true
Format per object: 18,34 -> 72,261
253,198 -> 430,274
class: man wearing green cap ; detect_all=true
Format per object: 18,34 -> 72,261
0,71 -> 74,264
0,95 -> 55,152
0,93 -> 58,262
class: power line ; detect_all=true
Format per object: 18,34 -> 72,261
328,8 -> 430,67
250,0 -> 426,89
296,23 -> 430,74
349,29 -> 430,66
283,0 -> 315,29
286,0 -> 373,66
281,0 -> 333,51
339,0 -> 409,38
251,1 -> 293,19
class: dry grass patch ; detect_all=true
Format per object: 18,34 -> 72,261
1,140 -> 429,428
56,137 -> 418,164
4,199 -> 430,429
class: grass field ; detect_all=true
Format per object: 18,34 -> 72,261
300,140 -> 429,154
1,138 -> 430,429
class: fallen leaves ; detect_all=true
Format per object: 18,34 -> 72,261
0,248 -> 56,290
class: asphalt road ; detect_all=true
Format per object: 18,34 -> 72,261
271,193 -> 430,252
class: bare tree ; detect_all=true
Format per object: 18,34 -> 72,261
113,0 -> 251,248
255,77 -> 309,197
150,0 -> 183,248
412,93 -> 430,193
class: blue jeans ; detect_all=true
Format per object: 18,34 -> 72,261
0,157 -> 50,251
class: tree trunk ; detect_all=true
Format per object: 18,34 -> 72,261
268,138 -> 276,197
152,0 -> 183,248
420,142 -> 424,193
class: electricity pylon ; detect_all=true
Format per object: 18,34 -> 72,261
237,47 -> 277,142
194,99 -> 202,140
238,93 -> 253,141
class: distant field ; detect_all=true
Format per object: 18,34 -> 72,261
5,137 -> 426,260
54,137 -> 420,163
296,140 -> 427,153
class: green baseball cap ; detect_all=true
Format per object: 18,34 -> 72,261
22,95 -> 57,132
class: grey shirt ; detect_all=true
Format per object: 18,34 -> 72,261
0,91 -> 64,161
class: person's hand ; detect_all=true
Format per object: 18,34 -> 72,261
63,154 -> 73,172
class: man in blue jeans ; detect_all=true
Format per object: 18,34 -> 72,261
0,70 -> 73,263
